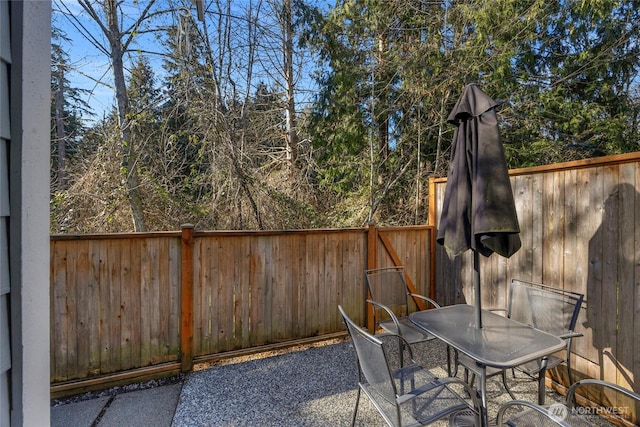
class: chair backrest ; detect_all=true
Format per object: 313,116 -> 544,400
497,400 -> 572,426
508,278 -> 584,337
566,379 -> 640,425
338,305 -> 397,404
365,266 -> 409,316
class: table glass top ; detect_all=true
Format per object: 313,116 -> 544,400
410,304 -> 566,368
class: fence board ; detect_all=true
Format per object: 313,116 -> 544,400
573,167 -> 592,376
304,235 -> 320,336
618,163 -> 636,393
324,233 -> 339,334
601,166 -> 619,386
118,239 -> 133,371
634,164 -> 640,392
66,241 -> 79,377
51,241 -> 67,382
584,166 -> 605,369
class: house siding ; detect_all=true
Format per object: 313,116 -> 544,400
1,1 -> 12,423
3,1 -> 51,426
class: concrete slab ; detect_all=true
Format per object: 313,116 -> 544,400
97,383 -> 182,427
51,396 -> 110,427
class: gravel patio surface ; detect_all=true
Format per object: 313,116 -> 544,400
172,337 -> 596,427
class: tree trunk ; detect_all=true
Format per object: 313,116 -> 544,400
55,64 -> 66,188
283,0 -> 298,168
105,0 -> 147,232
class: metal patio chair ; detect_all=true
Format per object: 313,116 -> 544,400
497,378 -> 640,426
566,379 -> 640,426
457,278 -> 584,403
365,266 -> 450,373
338,305 -> 481,427
496,400 -> 573,426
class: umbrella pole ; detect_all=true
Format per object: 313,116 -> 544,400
474,251 -> 482,328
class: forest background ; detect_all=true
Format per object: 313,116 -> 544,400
51,0 -> 640,233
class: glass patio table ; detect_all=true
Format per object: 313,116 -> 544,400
410,304 -> 566,426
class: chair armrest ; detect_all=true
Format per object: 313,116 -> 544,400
407,293 -> 441,309
366,299 -> 402,333
376,332 -> 416,363
488,308 -> 508,314
496,400 -> 571,426
558,331 -> 584,340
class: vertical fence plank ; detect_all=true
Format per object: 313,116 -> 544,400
51,241 -> 68,382
601,166 -> 619,385
573,167 -> 592,377
317,234 -> 330,334
130,239 -> 143,368
180,225 -> 194,372
212,236 -> 226,351
290,235 -> 302,339
633,164 -> 640,393
243,236 -> 253,346
584,166 -> 604,380
115,240 -> 129,369
158,238 -> 170,361
293,233 -> 306,338
270,235 -> 283,342
617,163 -> 636,392
168,238 -> 181,358
75,241 -> 90,377
366,223 -> 377,330
304,233 -> 320,336
563,169 -> 578,293
542,171 -> 564,287
193,236 -> 205,355
138,238 -> 152,367
88,240 -> 100,375
512,175 -> 531,279
146,238 -> 161,364
531,171 -> 544,281
248,237 -> 262,347
66,241 -> 79,377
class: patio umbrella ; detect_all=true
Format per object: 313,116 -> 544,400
436,84 -> 521,328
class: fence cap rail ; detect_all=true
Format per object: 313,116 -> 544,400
430,151 -> 640,184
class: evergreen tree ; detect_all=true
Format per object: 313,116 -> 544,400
50,26 -> 91,189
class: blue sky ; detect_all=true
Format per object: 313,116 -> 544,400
52,0 -> 334,125
53,0 -> 174,122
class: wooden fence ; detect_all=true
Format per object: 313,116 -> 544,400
51,150 -> 640,417
430,152 -> 640,410
50,224 -> 432,395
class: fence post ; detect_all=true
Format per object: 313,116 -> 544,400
180,224 -> 194,372
366,222 -> 378,331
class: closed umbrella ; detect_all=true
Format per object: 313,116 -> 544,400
437,84 -> 521,328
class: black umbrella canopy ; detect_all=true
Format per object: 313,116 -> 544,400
437,84 -> 521,328
437,84 -> 521,260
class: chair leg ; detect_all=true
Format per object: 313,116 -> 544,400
463,368 -> 475,388
567,358 -> 573,385
399,340 -> 408,369
501,370 -> 517,400
351,386 -> 361,427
